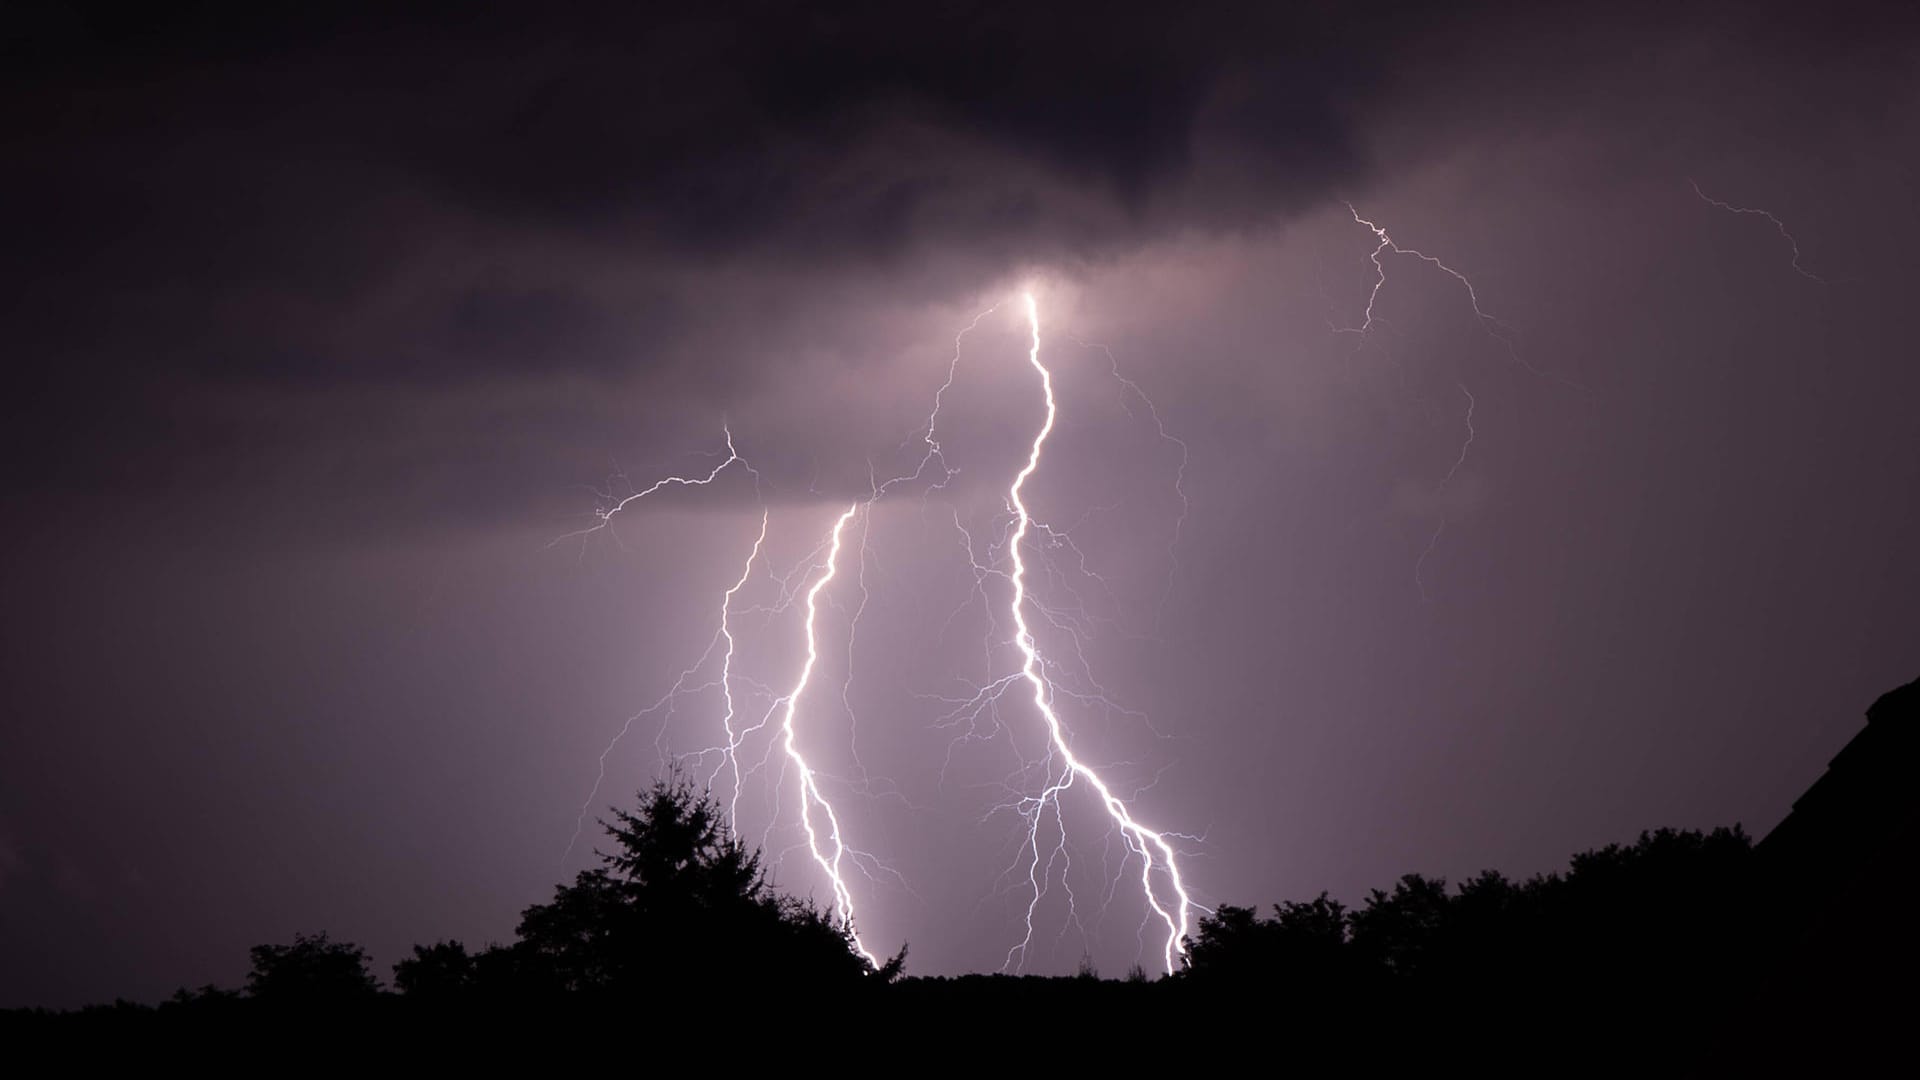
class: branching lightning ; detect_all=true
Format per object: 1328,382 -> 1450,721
554,431 -> 886,957
1342,203 -> 1523,366
1000,292 -> 1195,975
1336,204 -> 1506,599
774,503 -> 878,963
1689,179 -> 1827,283
558,290 -> 1201,978
555,181 -> 1834,974
717,510 -> 770,822
548,425 -> 758,553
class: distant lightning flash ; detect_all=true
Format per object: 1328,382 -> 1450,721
1689,179 -> 1828,283
1337,205 -> 1501,599
1414,383 -> 1475,604
548,425 -> 756,553
1003,292 -> 1195,975
1069,335 -> 1191,630
1340,202 -> 1593,398
1344,203 -> 1519,356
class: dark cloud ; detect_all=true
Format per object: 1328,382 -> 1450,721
4,0 -> 1911,538
6,1 -> 1907,388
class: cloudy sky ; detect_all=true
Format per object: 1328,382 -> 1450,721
4,0 -> 1917,1004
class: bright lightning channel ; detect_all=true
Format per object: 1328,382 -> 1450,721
1004,291 -> 1195,976
774,503 -> 879,964
716,510 -> 770,823
559,292 -> 1199,977
550,428 -> 885,959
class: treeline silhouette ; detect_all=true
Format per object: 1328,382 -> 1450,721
0,800 -> 1770,1035
7,674 -> 1916,1068
1184,825 -> 1756,1001
155,775 -> 904,1016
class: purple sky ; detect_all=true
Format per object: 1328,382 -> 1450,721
4,1 -> 1918,1005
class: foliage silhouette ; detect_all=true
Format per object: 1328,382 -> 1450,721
244,932 -> 381,1004
1182,892 -> 1354,989
1180,824 -> 1760,1025
9,672 -> 1916,1070
390,941 -> 476,1000
419,773 -> 904,1001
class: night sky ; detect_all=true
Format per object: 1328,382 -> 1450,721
5,1 -> 1919,1006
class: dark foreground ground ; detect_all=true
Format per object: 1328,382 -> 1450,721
2,971 -> 1906,1072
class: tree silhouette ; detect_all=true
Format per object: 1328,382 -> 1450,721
391,941 -> 476,1000
418,774 -> 903,1000
1348,872 -> 1450,978
244,931 -> 380,1004
19,662 -> 1916,1074
1180,824 -> 1759,1015
1182,893 -> 1352,987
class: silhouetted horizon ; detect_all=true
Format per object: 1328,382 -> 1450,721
6,673 -> 1913,1034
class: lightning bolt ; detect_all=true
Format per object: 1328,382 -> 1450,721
1343,203 -> 1514,343
877,302 -> 1004,501
1689,179 -> 1828,283
559,433 -> 763,861
1340,202 -> 1594,396
548,424 -> 757,553
559,292 -> 1201,978
563,637 -> 729,862
1342,202 -> 1540,377
715,510 -> 771,823
773,503 -> 879,963
1002,291 -> 1195,975
824,302 -> 1007,810
1336,204 -> 1567,599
